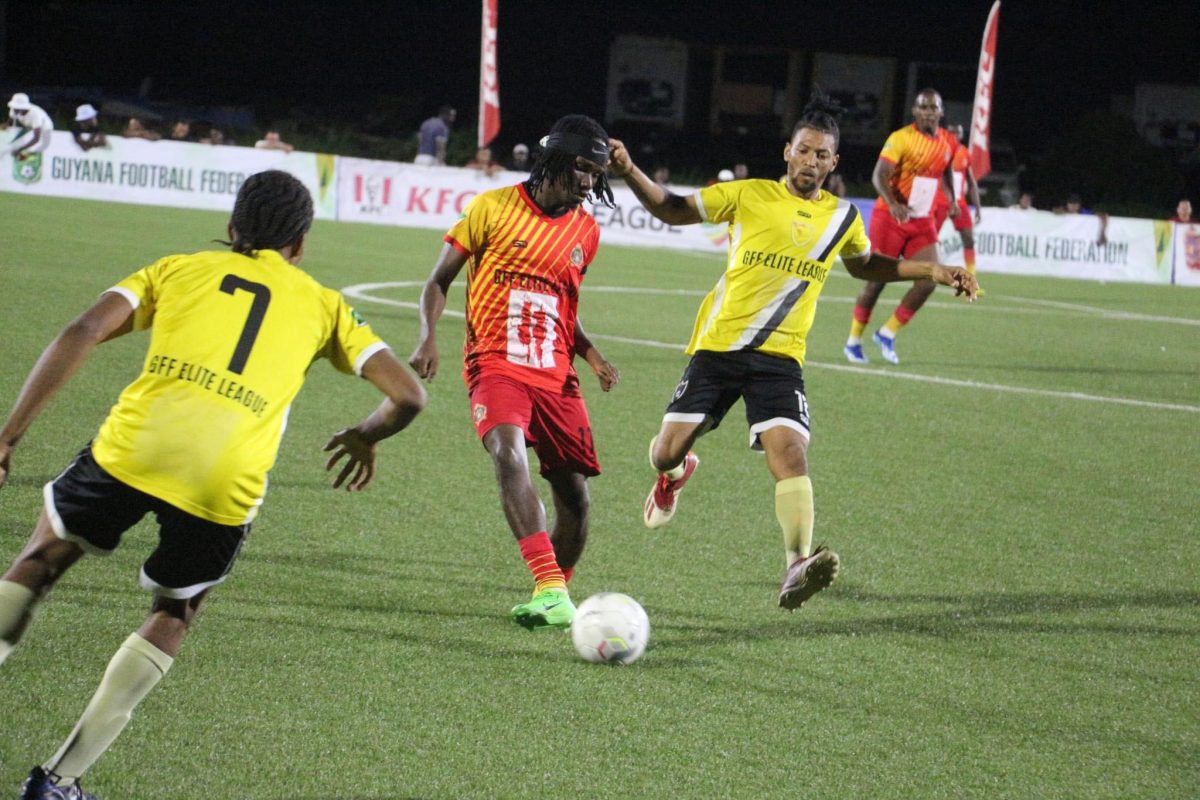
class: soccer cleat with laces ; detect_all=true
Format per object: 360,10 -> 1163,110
510,587 -> 576,631
843,342 -> 869,364
643,452 -> 699,529
778,546 -> 841,610
20,767 -> 98,800
872,330 -> 900,365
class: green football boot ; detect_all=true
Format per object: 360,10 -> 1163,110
510,587 -> 576,631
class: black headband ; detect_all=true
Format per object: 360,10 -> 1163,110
539,132 -> 610,167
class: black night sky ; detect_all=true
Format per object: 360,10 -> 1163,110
4,0 -> 1199,199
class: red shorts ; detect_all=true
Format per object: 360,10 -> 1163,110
952,200 -> 973,232
468,373 -> 600,477
870,208 -> 940,259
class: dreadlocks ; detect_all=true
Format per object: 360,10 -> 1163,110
792,90 -> 844,149
526,114 -> 615,208
227,170 -> 314,255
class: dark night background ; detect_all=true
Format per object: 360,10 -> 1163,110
4,0 -> 1199,211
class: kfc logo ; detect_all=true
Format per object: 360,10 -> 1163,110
354,174 -> 392,214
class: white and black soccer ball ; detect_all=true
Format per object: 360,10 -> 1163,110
571,592 -> 650,665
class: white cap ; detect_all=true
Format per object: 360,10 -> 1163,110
513,143 -> 529,154
75,103 -> 98,122
8,92 -> 32,111
717,169 -> 735,182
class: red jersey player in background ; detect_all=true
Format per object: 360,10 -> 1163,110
410,115 -> 620,632
943,123 -> 983,280
844,89 -> 959,365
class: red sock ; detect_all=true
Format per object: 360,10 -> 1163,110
894,305 -> 916,325
853,304 -> 872,324
518,532 -> 566,592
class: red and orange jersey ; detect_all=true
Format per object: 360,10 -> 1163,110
950,138 -> 972,204
445,183 -> 600,393
875,123 -> 955,216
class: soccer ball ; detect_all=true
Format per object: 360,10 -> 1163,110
571,592 -> 650,665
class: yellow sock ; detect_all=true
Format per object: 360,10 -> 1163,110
775,476 -> 814,566
46,633 -> 173,782
849,317 -> 867,341
0,579 -> 36,665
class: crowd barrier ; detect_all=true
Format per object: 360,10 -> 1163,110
4,132 -> 1197,286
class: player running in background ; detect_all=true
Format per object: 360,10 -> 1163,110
944,123 -> 983,279
844,89 -> 959,366
409,114 -> 620,632
608,95 -> 977,611
0,170 -> 426,800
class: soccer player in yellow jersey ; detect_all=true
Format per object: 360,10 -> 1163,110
609,94 -> 977,610
0,170 -> 426,799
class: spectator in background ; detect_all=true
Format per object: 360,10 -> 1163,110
198,127 -> 226,145
415,105 -> 455,166
169,120 -> 192,141
1171,199 -> 1192,223
825,172 -> 846,197
1055,193 -> 1108,245
72,104 -> 107,152
124,117 -> 161,141
465,146 -> 503,177
504,142 -> 531,172
1010,191 -> 1035,210
5,92 -> 54,160
733,162 -> 749,180
652,165 -> 670,185
255,129 -> 294,153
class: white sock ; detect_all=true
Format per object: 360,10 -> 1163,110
0,579 -> 37,665
46,633 -> 174,782
846,335 -> 862,346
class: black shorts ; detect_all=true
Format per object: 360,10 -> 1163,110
663,350 -> 811,451
44,447 -> 249,599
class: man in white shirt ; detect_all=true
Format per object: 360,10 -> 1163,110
6,93 -> 54,160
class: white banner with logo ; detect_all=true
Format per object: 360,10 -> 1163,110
933,208 -> 1172,284
336,157 -> 727,253
1173,222 -> 1200,287
0,131 -> 337,218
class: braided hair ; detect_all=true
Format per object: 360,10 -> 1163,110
791,90 -> 844,149
227,170 -> 314,255
526,114 -> 615,208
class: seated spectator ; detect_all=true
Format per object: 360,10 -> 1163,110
1054,193 -> 1108,245
733,162 -> 749,180
123,117 -> 161,141
169,120 -> 192,141
504,142 -> 530,172
72,104 -> 107,151
254,129 -> 294,153
652,165 -> 670,185
6,92 -> 54,160
1010,191 -> 1035,210
1171,199 -> 1192,223
465,146 -> 502,176
825,172 -> 846,198
198,126 -> 227,145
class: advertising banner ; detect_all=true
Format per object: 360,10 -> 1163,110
605,35 -> 688,129
0,131 -> 337,218
1173,222 -> 1200,287
478,0 -> 500,147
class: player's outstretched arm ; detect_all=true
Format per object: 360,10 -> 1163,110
408,243 -> 468,382
324,349 -> 427,492
573,319 -> 619,392
842,253 -> 979,301
0,292 -> 134,488
607,138 -> 701,226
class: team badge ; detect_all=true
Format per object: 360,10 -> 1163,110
570,244 -> 585,266
672,378 -> 689,401
13,152 -> 42,185
790,220 -> 812,247
473,403 -> 487,423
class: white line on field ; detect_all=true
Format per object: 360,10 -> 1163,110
342,282 -> 1200,414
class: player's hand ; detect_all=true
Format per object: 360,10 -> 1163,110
323,428 -> 377,491
889,201 -> 912,224
0,441 -> 12,489
974,207 -> 982,225
586,351 -> 620,392
408,339 -> 439,381
948,202 -> 961,219
607,138 -> 633,178
931,265 -> 979,302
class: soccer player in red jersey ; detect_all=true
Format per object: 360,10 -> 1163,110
944,123 -> 983,278
845,89 -> 959,365
410,115 -> 620,631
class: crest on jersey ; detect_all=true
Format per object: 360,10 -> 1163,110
790,220 -> 812,247
570,244 -> 585,266
473,403 -> 487,423
673,378 -> 689,401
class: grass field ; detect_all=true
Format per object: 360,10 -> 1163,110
1,192 -> 1197,799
